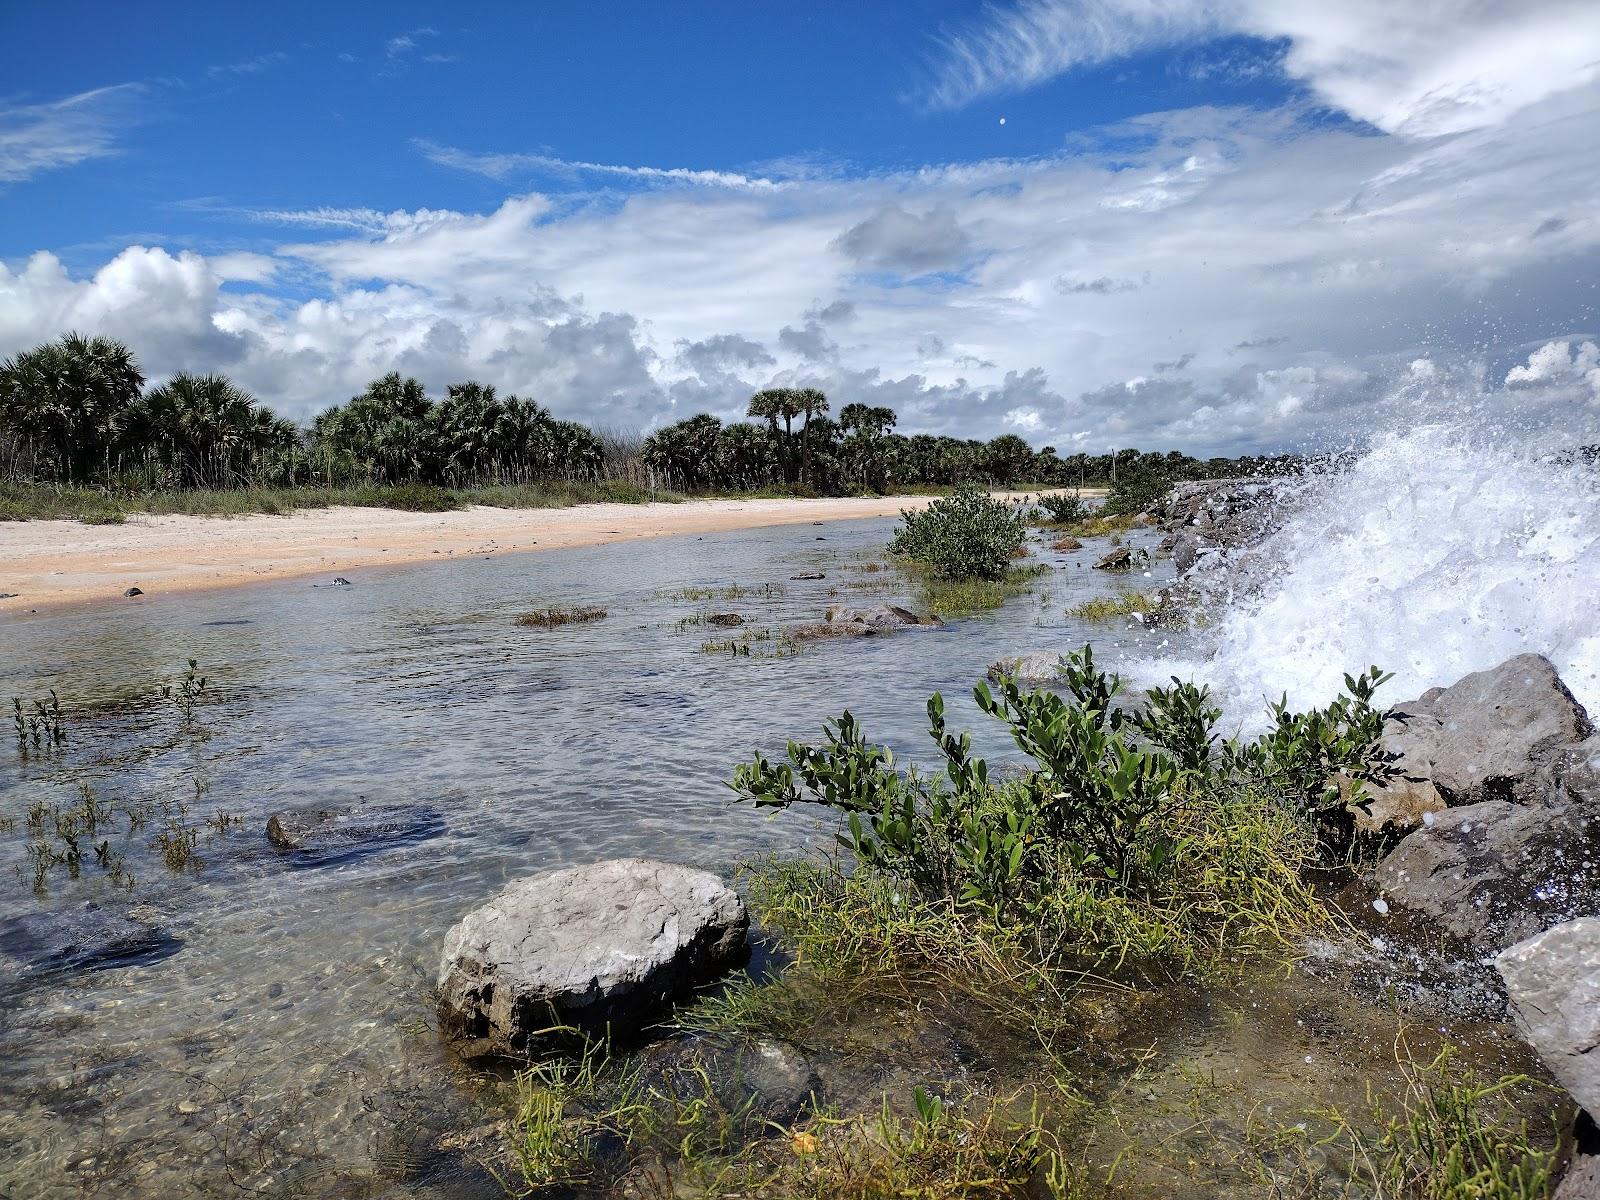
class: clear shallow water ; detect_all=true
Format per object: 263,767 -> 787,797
0,517 -> 1179,1198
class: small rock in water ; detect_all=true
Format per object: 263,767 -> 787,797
704,614 -> 745,627
0,905 -> 181,973
265,803 -> 443,867
123,586 -> 143,597
790,571 -> 826,580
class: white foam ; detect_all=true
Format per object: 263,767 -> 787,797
1142,422 -> 1600,728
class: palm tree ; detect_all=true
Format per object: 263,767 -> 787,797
793,388 -> 829,487
124,372 -> 280,487
0,333 -> 145,482
747,388 -> 803,483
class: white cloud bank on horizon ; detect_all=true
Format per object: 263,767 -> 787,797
1,82 -> 1598,455
921,0 -> 1600,138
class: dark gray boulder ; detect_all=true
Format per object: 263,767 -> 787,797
1372,801 -> 1600,954
437,858 -> 748,1058
1496,917 -> 1600,1118
1378,655 -> 1592,809
265,803 -> 443,867
0,905 -> 180,973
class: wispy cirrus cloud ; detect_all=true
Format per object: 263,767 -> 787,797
415,138 -> 786,190
920,0 -> 1600,137
206,51 -> 289,79
0,84 -> 144,184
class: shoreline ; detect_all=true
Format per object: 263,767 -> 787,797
0,490 -> 1086,616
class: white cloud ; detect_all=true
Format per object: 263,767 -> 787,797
2,85 -> 1597,454
0,84 -> 143,183
207,51 -> 289,78
1506,339 -> 1600,402
922,0 -> 1600,136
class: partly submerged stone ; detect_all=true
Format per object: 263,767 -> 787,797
0,904 -> 180,973
437,858 -> 748,1058
824,604 -> 942,631
1092,547 -> 1137,571
1381,655 -> 1592,809
265,803 -> 443,867
987,651 -> 1063,685
1372,801 -> 1600,954
1496,918 -> 1600,1117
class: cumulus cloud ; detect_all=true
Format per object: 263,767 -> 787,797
921,0 -> 1600,136
1506,339 -> 1600,402
0,84 -> 143,183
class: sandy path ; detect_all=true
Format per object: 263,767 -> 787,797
0,491 -> 1088,616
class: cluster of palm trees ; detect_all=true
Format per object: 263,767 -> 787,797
0,331 -> 1292,499
0,333 -> 303,488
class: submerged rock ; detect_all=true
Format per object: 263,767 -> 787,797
638,1033 -> 819,1133
1051,536 -> 1083,551
0,905 -> 180,973
704,613 -> 745,627
265,803 -> 443,866
789,571 -> 826,580
437,858 -> 748,1058
1379,655 -> 1592,809
1496,918 -> 1600,1116
1372,801 -> 1600,954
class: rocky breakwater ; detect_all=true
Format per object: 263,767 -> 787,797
437,857 -> 749,1058
1351,654 -> 1600,1196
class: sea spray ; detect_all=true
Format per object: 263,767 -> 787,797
1141,422 -> 1600,726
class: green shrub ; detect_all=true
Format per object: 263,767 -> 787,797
1035,493 -> 1088,525
731,648 -> 1397,976
888,486 -> 1028,581
349,483 -> 462,511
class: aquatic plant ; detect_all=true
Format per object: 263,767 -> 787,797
161,659 -> 208,722
1067,591 -> 1156,622
889,486 -> 1029,581
661,582 -> 785,602
514,606 -> 608,627
1261,1044 -> 1559,1200
12,692 -> 65,752
918,562 -> 1050,618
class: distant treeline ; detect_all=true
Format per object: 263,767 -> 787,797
0,333 -> 1301,507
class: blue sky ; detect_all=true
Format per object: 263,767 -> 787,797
2,1 -> 1598,453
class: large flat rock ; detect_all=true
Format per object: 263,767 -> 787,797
437,857 -> 748,1058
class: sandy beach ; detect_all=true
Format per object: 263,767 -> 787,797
0,491 -> 1082,615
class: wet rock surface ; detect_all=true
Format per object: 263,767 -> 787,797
1372,801 -> 1600,954
789,604 -> 942,641
1496,918 -> 1600,1116
987,651 -> 1062,684
437,858 -> 749,1058
1379,654 -> 1592,809
0,904 -> 181,973
265,803 -> 444,866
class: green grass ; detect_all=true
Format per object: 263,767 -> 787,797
0,478 -> 685,522
0,478 -> 1077,524
1067,590 -> 1156,622
918,562 -> 1050,618
514,606 -> 607,628
1059,513 -> 1140,538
